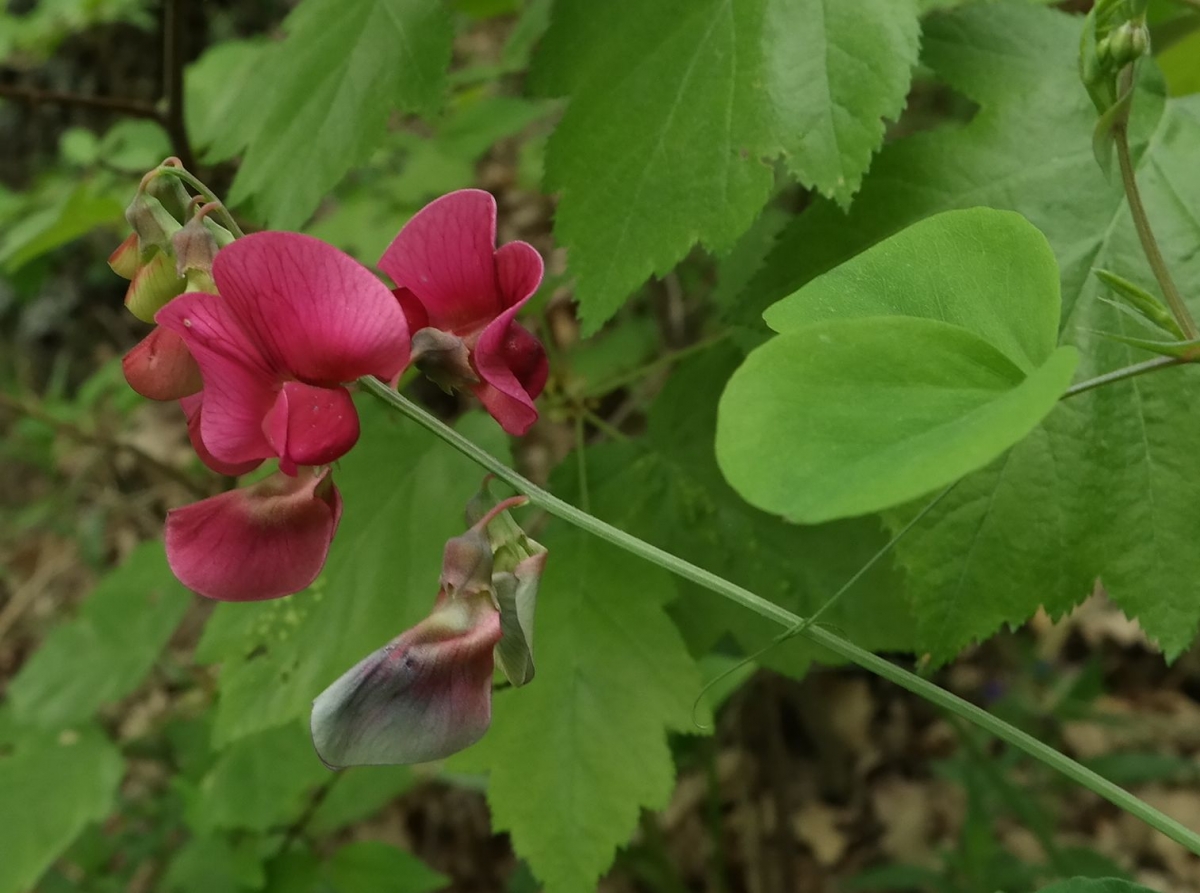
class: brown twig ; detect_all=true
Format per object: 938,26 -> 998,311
0,83 -> 159,118
0,392 -> 207,498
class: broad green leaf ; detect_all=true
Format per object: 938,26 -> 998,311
1035,880 -> 1160,893
226,0 -> 452,228
323,842 -> 447,893
163,836 -> 265,893
0,183 -> 123,273
8,541 -> 190,728
534,0 -> 920,332
738,3 -> 1200,659
0,724 -> 123,893
95,119 -> 172,173
764,208 -> 1062,372
718,316 -> 1078,523
184,39 -> 271,164
307,765 -> 414,834
191,721 -> 328,832
570,344 -> 916,677
1158,25 -> 1200,96
453,526 -> 703,893
197,404 -> 508,744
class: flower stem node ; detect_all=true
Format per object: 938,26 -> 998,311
410,327 -> 480,393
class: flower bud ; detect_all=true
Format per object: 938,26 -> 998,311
439,527 -> 495,603
171,209 -> 223,294
125,190 -> 183,258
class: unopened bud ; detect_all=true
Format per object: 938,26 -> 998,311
125,191 -> 183,257
171,210 -> 221,281
439,528 -> 495,603
124,250 -> 186,323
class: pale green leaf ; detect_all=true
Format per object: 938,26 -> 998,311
307,765 -> 414,834
535,0 -> 920,332
184,39 -> 271,164
8,541 -> 190,728
717,316 -> 1078,523
0,183 -> 123,273
453,526 -> 703,893
1035,880 -> 1160,893
0,724 -> 123,893
163,836 -> 265,893
764,208 -> 1063,372
226,0 -> 452,227
197,404 -> 508,744
739,3 -> 1200,659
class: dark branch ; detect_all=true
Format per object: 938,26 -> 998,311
0,82 -> 160,119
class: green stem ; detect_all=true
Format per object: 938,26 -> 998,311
359,376 -> 1200,858
1062,356 -> 1187,398
156,166 -> 246,238
1112,68 -> 1198,339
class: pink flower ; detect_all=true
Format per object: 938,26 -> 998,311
157,231 -> 411,474
165,467 -> 342,601
379,189 -> 547,436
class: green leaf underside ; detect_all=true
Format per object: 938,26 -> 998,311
8,541 -> 190,728
739,4 -> 1200,660
0,725 -> 123,893
535,0 -> 920,333
571,344 -> 918,677
225,0 -> 452,228
1035,880 -> 1160,893
324,841 -> 448,893
764,208 -> 1062,372
718,315 -> 1078,524
451,526 -> 704,893
192,722 -> 329,832
196,403 -> 509,745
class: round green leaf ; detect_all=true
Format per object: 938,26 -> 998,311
716,316 -> 1078,523
763,207 -> 1061,372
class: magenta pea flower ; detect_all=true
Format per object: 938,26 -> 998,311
153,231 -> 410,601
157,231 -> 411,475
379,189 -> 548,436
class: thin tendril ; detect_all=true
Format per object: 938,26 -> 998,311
689,483 -> 956,728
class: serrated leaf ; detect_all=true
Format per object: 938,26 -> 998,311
0,724 -> 123,893
323,841 -> 447,893
739,3 -> 1200,660
192,721 -> 328,832
718,317 -> 1077,523
8,541 -> 190,728
535,0 -> 920,332
226,0 -> 452,227
452,526 -> 703,893
184,39 -> 271,164
197,403 -> 509,744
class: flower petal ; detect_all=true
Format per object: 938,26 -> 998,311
378,189 -> 503,333
262,381 -> 360,475
180,395 -> 263,477
212,231 -> 410,384
494,240 -> 543,309
157,292 -> 279,467
108,232 -> 140,280
122,326 -> 203,401
125,250 -> 186,323
311,591 -> 501,767
165,468 -> 342,601
470,309 -> 547,436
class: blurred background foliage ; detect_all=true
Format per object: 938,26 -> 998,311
2,1 -> 1200,892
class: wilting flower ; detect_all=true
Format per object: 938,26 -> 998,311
311,489 -> 546,767
165,467 -> 342,601
157,231 -> 411,475
379,189 -> 548,436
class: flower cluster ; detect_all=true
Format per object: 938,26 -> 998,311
115,171 -> 548,604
